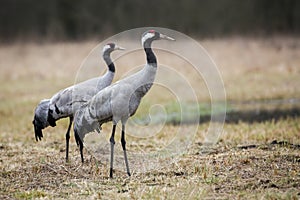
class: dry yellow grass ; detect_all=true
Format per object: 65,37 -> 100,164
0,36 -> 299,199
0,121 -> 299,199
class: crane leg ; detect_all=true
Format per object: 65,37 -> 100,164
109,124 -> 116,178
79,140 -> 84,163
65,116 -> 73,162
121,125 -> 131,176
74,129 -> 84,163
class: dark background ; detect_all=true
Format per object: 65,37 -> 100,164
0,0 -> 299,42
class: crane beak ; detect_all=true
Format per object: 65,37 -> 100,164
115,45 -> 125,51
159,33 -> 175,41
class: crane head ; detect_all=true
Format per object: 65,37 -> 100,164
103,43 -> 125,55
142,30 -> 175,47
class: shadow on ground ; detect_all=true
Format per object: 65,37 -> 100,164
224,106 -> 300,123
143,100 -> 300,125
200,106 -> 300,124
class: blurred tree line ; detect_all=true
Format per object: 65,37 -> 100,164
0,0 -> 299,41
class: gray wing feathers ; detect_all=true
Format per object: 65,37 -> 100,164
34,99 -> 50,128
74,66 -> 156,139
33,99 -> 50,141
74,87 -> 114,139
49,72 -> 114,119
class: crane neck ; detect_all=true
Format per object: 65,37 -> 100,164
103,53 -> 115,73
144,41 -> 157,67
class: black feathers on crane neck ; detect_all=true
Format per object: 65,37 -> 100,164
145,47 -> 157,66
103,54 -> 115,73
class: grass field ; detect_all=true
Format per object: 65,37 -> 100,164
0,36 -> 300,199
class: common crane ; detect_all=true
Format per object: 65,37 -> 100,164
73,30 -> 175,177
33,43 -> 124,162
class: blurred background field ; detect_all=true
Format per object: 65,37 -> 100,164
0,0 -> 300,199
1,0 -> 300,42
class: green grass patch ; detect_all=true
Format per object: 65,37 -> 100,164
14,190 -> 47,199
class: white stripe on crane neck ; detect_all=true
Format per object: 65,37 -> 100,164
141,32 -> 155,46
102,45 -> 111,54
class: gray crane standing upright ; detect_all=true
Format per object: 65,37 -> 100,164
74,30 -> 175,177
33,43 -> 124,161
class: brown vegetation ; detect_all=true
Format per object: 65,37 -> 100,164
0,36 -> 299,199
